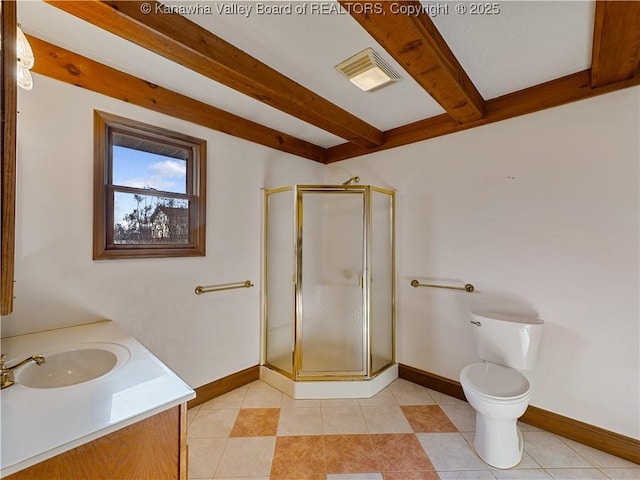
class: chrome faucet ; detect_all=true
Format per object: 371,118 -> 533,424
0,353 -> 46,389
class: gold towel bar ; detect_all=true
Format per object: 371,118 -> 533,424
195,280 -> 254,295
410,279 -> 474,293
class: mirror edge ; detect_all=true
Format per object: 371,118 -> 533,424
1,0 -> 18,316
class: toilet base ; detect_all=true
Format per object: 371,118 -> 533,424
473,411 -> 524,469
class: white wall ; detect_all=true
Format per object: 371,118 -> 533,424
327,87 -> 640,439
1,74 -> 324,388
4,73 -> 638,440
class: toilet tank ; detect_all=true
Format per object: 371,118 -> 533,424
470,311 -> 544,371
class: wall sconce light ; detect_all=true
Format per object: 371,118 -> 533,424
334,48 -> 401,93
16,25 -> 34,90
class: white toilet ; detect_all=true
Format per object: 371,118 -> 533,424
460,311 -> 544,469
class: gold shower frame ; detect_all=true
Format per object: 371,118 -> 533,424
262,184 -> 396,382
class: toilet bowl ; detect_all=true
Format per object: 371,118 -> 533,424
460,312 -> 544,469
461,362 -> 531,468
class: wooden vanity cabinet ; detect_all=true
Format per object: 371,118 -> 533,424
4,404 -> 188,480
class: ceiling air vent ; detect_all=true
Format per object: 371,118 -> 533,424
334,47 -> 402,92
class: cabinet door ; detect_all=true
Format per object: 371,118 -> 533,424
5,405 -> 186,480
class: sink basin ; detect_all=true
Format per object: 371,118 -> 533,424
15,344 -> 128,389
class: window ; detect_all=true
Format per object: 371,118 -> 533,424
94,111 -> 206,259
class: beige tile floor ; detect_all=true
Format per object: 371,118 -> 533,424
187,379 -> 639,480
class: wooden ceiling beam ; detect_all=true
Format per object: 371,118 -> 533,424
45,0 -> 383,149
591,0 -> 640,87
28,35 -> 327,163
29,2 -> 640,165
327,69 -> 640,162
339,0 -> 485,123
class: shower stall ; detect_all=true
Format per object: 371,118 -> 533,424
261,181 -> 396,398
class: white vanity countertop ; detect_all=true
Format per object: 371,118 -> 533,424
0,320 -> 195,477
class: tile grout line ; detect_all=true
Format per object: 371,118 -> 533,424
215,385 -> 248,480
210,429 -> 230,479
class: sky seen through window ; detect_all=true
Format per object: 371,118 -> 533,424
112,146 -> 187,224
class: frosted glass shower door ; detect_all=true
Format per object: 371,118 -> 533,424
298,191 -> 366,378
370,189 -> 395,374
265,189 -> 295,375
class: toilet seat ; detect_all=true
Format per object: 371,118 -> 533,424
461,362 -> 530,401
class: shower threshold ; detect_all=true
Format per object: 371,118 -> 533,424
260,364 -> 398,399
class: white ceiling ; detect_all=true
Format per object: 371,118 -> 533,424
18,0 -> 596,148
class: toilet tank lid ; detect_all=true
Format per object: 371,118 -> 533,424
472,311 -> 544,326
